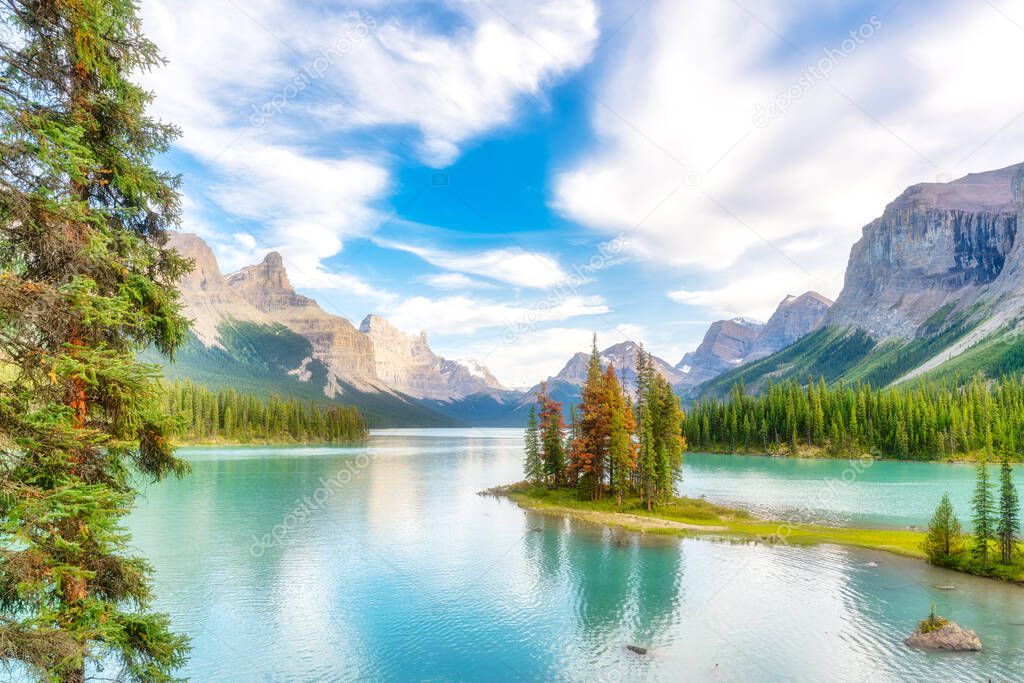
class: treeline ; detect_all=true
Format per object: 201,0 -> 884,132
524,338 -> 685,508
162,380 -> 367,443
685,376 -> 1024,460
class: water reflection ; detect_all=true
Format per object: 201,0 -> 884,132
117,432 -> 1024,682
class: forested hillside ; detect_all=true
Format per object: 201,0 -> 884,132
163,381 -> 367,444
686,376 -> 1024,461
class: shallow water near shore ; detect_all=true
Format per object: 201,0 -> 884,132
121,429 -> 1022,681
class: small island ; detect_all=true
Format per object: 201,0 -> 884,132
500,341 -> 1024,584
904,607 -> 982,652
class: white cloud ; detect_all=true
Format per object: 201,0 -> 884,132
316,0 -> 600,165
383,293 -> 608,336
376,238 -> 567,288
555,0 -> 1024,314
140,0 -> 597,306
445,327 -> 598,388
419,273 -> 493,290
667,261 -> 842,321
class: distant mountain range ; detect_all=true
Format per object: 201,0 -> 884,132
159,161 -> 1024,425
160,234 -> 522,426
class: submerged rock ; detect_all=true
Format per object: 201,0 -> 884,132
904,622 -> 982,651
626,645 -> 648,655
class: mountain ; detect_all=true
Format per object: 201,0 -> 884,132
700,162 -> 1024,397
673,292 -> 832,391
161,233 -> 515,426
167,233 -> 272,345
745,292 -> 833,362
674,317 -> 764,388
359,314 -> 505,400
519,341 -> 682,411
227,252 -> 383,393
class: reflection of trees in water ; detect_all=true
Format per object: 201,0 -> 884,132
522,512 -> 685,657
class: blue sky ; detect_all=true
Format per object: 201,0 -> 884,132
140,0 -> 1024,387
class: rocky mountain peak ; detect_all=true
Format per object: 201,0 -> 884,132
745,291 -> 832,362
167,232 -> 270,346
226,252 -> 313,313
825,163 -> 1024,339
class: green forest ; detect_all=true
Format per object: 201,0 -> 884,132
162,381 -> 367,444
686,375 -> 1024,460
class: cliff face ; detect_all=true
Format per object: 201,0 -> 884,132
746,292 -> 832,362
167,233 -> 272,346
359,315 -> 507,401
675,318 -> 764,388
227,254 -> 382,393
825,163 -> 1022,339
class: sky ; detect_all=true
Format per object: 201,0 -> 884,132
139,0 -> 1024,388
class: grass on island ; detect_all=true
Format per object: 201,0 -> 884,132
496,482 -> 927,559
496,483 -> 1024,582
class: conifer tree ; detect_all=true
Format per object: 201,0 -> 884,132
0,1 -> 191,679
605,368 -> 636,506
998,457 -> 1020,565
570,335 -> 609,499
971,456 -> 996,567
523,406 -> 543,485
536,383 -> 566,486
923,493 -> 964,563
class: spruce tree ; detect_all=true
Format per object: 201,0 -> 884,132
536,383 -> 566,486
971,456 -> 996,567
523,406 -> 542,485
923,493 -> 964,563
998,457 -> 1020,565
0,1 -> 191,680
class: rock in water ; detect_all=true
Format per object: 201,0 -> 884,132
904,622 -> 982,651
626,645 -> 648,655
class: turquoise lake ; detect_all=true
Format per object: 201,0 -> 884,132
125,429 -> 1024,681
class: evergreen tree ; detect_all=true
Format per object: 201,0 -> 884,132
998,457 -> 1020,565
523,406 -> 543,485
605,368 -> 636,506
569,335 -> 610,499
923,493 -> 964,563
971,456 -> 996,567
0,2 -> 191,679
536,383 -> 566,486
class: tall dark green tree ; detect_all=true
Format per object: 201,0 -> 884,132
0,1 -> 190,680
923,493 -> 964,563
998,458 -> 1020,565
523,406 -> 543,484
536,383 -> 566,486
971,457 -> 996,567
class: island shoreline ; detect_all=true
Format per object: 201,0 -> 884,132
485,482 -> 1024,585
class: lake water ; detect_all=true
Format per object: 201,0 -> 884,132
124,429 -> 1024,681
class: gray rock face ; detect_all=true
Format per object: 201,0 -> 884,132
675,318 -> 764,388
825,163 -> 1023,339
904,622 -> 982,651
746,292 -> 832,362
